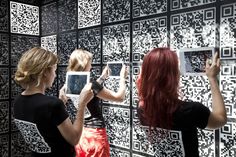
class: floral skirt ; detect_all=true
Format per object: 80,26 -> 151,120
75,127 -> 110,157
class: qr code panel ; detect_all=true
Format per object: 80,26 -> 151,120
170,0 -> 216,11
102,23 -> 130,63
41,2 -> 57,35
58,0 -> 77,32
0,68 -> 9,100
110,147 -> 130,157
10,2 -> 39,35
220,3 -> 236,59
132,0 -> 167,18
0,134 -> 9,157
11,35 -> 39,66
180,75 -> 212,107
103,76 -> 130,106
170,8 -> 216,50
103,0 -> 130,23
78,28 -> 101,64
132,17 -> 168,63
220,121 -> 236,157
197,129 -> 215,157
132,65 -> 141,107
220,76 -> 236,118
78,0 -> 101,28
58,31 -> 77,65
0,101 -> 9,134
0,33 -> 9,65
0,0 -> 9,32
103,106 -> 130,149
41,35 -> 57,54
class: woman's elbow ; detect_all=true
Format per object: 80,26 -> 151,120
70,136 -> 81,146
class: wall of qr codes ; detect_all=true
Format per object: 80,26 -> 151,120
0,0 -> 236,156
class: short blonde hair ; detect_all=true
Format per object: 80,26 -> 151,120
14,47 -> 58,88
67,49 -> 93,71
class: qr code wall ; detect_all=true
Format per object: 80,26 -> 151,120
1,0 -> 236,156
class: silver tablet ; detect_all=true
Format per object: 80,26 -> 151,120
179,47 -> 215,76
107,61 -> 123,78
65,71 -> 90,97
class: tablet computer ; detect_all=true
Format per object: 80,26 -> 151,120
107,61 -> 123,78
65,71 -> 90,97
179,47 -> 215,76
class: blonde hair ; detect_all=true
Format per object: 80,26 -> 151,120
14,47 -> 58,88
67,49 -> 93,71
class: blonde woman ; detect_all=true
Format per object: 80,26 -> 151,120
13,47 -> 93,157
64,49 -> 128,157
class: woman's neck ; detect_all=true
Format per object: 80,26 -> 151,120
22,84 -> 45,95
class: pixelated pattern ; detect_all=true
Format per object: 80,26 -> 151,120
103,23 -> 130,63
132,110 -> 185,157
41,2 -> 57,35
0,134 -> 9,157
0,33 -> 9,65
170,8 -> 216,50
78,0 -> 101,29
132,0 -> 167,18
180,75 -> 212,107
57,66 -> 67,90
103,106 -> 130,149
103,0 -> 130,23
0,0 -> 8,32
220,121 -> 236,157
103,75 -> 130,106
0,68 -> 9,100
58,0 -> 77,32
58,31 -> 77,65
197,129 -> 215,157
78,28 -> 101,64
110,147 -> 130,157
220,3 -> 236,59
170,0 -> 216,11
41,35 -> 57,54
0,101 -> 9,133
132,64 -> 141,108
11,68 -> 23,99
14,119 -> 51,153
220,61 -> 236,118
10,2 -> 39,35
11,35 -> 39,66
11,132 -> 32,157
132,17 -> 168,63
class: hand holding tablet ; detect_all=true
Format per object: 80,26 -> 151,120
179,47 -> 215,76
65,71 -> 90,97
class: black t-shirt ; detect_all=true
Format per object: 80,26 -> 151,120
13,93 -> 75,157
138,101 -> 210,157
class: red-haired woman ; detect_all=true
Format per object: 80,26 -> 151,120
136,47 -> 226,157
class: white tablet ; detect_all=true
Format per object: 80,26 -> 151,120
107,61 -> 123,78
179,47 -> 215,76
65,71 -> 90,97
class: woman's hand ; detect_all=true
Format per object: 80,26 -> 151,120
120,64 -> 128,79
59,85 -> 68,105
205,52 -> 220,80
79,83 -> 94,107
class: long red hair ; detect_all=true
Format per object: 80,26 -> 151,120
137,47 -> 182,129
